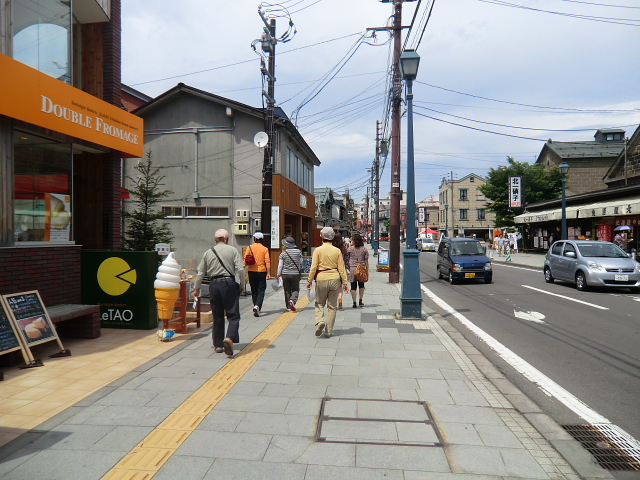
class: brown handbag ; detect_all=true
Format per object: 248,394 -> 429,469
352,247 -> 369,282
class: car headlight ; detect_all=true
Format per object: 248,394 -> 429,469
587,261 -> 604,271
453,263 -> 462,271
484,262 -> 492,271
635,262 -> 640,272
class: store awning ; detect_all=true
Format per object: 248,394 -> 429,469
515,195 -> 640,224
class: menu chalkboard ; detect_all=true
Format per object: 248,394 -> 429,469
0,299 -> 22,355
3,291 -> 58,347
301,256 -> 312,275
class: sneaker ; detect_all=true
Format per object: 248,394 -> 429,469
289,300 -> 297,312
214,347 -> 224,353
352,302 -> 357,308
325,332 -> 332,338
359,300 -> 364,307
223,338 -> 234,356
315,322 -> 325,337
253,306 -> 259,317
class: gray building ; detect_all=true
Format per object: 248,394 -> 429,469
125,84 -> 319,272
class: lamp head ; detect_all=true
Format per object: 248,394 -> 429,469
399,49 -> 420,81
559,162 -> 570,175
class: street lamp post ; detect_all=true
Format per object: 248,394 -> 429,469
399,50 -> 422,318
559,162 -> 570,240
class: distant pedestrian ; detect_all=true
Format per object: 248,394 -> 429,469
193,229 -> 245,356
307,227 -> 349,338
331,233 -> 348,309
244,232 -> 271,317
498,235 -> 505,256
347,233 -> 369,308
277,236 -> 302,312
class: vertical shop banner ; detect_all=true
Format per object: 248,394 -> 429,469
597,224 -> 613,242
271,206 -> 280,249
508,176 -> 524,208
418,207 -> 425,223
44,193 -> 71,241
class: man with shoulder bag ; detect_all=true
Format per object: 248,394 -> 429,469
193,229 -> 245,356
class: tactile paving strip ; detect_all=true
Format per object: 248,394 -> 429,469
101,297 -> 309,480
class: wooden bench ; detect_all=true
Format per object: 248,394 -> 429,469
48,304 -> 101,339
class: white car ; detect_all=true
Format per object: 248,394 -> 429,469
417,237 -> 437,252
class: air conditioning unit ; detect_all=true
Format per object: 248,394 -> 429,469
235,209 -> 249,221
233,223 -> 249,235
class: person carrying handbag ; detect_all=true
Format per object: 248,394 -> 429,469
244,232 -> 271,317
347,233 -> 369,308
276,236 -> 302,311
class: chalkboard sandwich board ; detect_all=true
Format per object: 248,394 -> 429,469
300,256 -> 312,276
0,297 -> 38,374
2,291 -> 70,358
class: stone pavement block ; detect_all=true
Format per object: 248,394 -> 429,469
335,349 -> 385,358
446,379 -> 476,392
235,412 -> 317,436
138,366 -> 193,378
260,383 -> 326,398
449,389 -> 491,407
23,424 -> 114,451
203,458 -> 307,480
215,393 -> 290,414
0,449 -> 39,477
284,397 -> 322,415
417,388 -> 455,405
288,346 -> 336,356
323,399 -> 357,417
251,360 -> 281,372
261,435 -> 314,463
95,388 -> 159,406
437,422 -> 484,445
441,369 -> 470,381
397,422 -> 441,443
446,445 -> 549,478
359,357 -> 412,368
64,404 -> 108,424
145,390 -> 193,408
358,376 -> 419,390
177,430 -> 271,460
308,355 -> 333,364
153,454 -> 214,480
355,444 -> 450,472
299,373 -> 359,388
89,425 -> 154,452
475,424 -> 525,449
241,370 -> 302,384
331,356 -> 360,366
293,441 -> 356,467
197,410 -> 246,432
392,367 -> 444,379
0,449 -> 123,480
430,405 -> 505,425
260,353 -> 311,363
228,381 -> 266,396
404,472 -> 503,480
277,362 -> 332,375
356,400 -> 428,421
134,377 -> 207,391
80,405 -> 174,427
416,379 -> 449,391
408,358 -> 461,369
360,342 -> 404,351
326,386 -> 391,400
322,419 -> 398,442
331,365 -> 384,376
390,389 -> 419,401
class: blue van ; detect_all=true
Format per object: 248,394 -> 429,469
437,237 -> 492,284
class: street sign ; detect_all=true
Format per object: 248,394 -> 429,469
155,243 -> 170,256
509,176 -> 524,208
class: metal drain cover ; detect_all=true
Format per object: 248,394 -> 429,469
316,398 -> 443,447
563,424 -> 640,471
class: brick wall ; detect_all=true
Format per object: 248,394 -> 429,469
0,246 -> 82,306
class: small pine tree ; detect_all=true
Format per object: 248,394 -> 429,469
123,152 -> 174,251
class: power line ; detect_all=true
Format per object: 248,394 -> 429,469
554,0 -> 640,8
416,81 -> 640,112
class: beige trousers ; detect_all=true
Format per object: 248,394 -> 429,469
314,278 -> 341,334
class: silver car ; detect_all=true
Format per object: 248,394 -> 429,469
417,237 -> 437,252
544,240 -> 640,293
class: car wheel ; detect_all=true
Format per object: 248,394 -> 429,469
484,276 -> 492,284
437,266 -> 443,279
448,270 -> 456,284
575,272 -> 588,291
544,267 -> 554,283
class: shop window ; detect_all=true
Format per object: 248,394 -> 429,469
12,0 -> 72,84
184,206 -> 229,218
162,206 -> 183,218
459,209 -> 468,220
14,131 -> 72,242
207,207 -> 229,217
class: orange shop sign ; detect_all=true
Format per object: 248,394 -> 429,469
0,53 -> 143,158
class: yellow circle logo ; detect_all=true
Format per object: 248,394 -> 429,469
97,257 -> 138,296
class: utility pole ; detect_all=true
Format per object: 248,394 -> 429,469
373,120 -> 382,256
259,12 -> 276,250
389,0 -> 403,283
450,171 -> 454,237
365,184 -> 370,237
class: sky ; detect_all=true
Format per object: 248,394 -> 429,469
121,0 -> 640,204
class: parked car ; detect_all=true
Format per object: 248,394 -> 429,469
544,240 -> 640,292
437,237 -> 492,284
417,237 -> 437,252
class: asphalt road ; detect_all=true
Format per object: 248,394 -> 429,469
411,249 -> 640,453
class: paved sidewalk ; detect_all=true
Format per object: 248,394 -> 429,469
489,250 -> 546,270
0,247 -> 612,480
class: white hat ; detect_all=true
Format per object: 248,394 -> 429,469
320,227 -> 335,240
253,232 -> 264,239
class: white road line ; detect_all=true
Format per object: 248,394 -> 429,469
420,283 -> 610,424
522,285 -> 609,310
